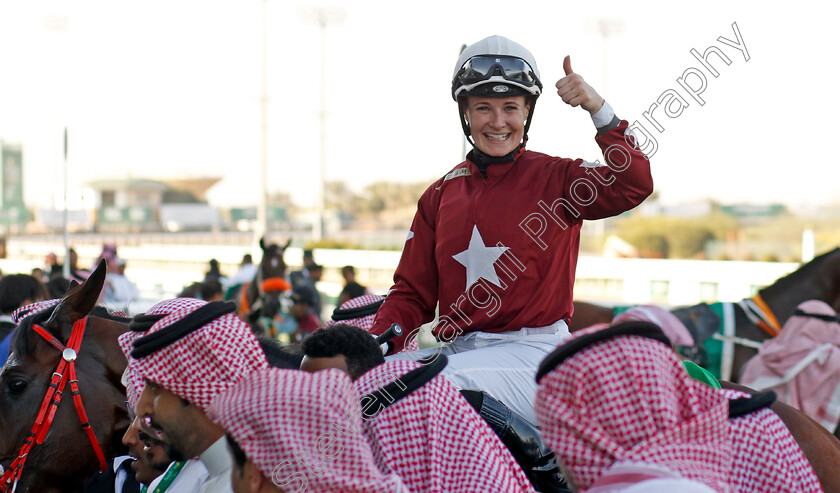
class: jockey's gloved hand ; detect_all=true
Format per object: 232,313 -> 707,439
375,324 -> 403,355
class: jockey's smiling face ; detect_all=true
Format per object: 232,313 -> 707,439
465,96 -> 530,157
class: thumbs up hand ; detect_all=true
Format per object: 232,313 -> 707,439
563,55 -> 574,76
555,55 -> 605,115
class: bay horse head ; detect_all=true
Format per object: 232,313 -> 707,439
241,238 -> 292,333
258,237 -> 291,279
0,260 -> 131,492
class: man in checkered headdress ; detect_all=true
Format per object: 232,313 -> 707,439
720,386 -> 822,492
535,321 -> 823,492
119,327 -> 209,492
208,367 -> 408,493
741,300 -> 840,431
353,357 -> 537,492
612,305 -> 694,347
128,298 -> 269,493
534,321 -> 732,492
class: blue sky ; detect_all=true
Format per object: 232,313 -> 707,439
0,0 -> 835,211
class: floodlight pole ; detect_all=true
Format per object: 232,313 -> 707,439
595,19 -> 623,101
592,19 -> 623,242
314,12 -> 327,241
62,127 -> 70,280
45,14 -> 71,280
300,6 -> 345,243
256,0 -> 269,247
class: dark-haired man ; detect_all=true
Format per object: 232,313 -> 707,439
0,274 -> 48,363
300,324 -> 385,380
289,285 -> 321,341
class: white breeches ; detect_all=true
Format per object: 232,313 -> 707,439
387,320 -> 570,427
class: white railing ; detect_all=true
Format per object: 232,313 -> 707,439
1,235 -> 801,313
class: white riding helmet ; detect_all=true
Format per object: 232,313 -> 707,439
451,35 -> 542,101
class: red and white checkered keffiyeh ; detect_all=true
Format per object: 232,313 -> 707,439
613,305 -> 695,347
327,294 -> 419,352
353,359 -> 536,492
129,298 -> 268,413
117,330 -> 145,411
719,388 -> 822,492
534,324 -> 732,492
207,367 -> 408,493
741,300 -> 840,431
10,299 -> 61,324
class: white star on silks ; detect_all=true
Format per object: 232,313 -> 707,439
452,225 -> 510,290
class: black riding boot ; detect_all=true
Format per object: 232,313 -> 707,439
461,390 -> 571,493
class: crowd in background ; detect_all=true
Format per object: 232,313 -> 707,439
0,243 -> 370,363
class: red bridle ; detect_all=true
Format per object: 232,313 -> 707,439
0,317 -> 107,492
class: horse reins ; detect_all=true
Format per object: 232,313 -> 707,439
739,293 -> 782,337
706,294 -> 780,381
0,318 -> 107,492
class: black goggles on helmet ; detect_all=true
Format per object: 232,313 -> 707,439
453,55 -> 541,96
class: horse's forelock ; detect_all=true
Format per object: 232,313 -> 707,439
265,244 -> 280,257
11,307 -> 58,358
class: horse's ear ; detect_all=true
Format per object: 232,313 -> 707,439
66,279 -> 80,294
259,236 -> 267,251
45,259 -> 107,341
282,238 -> 292,249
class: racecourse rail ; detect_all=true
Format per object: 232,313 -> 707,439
0,233 -> 799,317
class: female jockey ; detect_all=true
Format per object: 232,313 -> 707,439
370,35 -> 653,425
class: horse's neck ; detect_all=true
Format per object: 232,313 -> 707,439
758,252 -> 840,324
760,282 -> 830,326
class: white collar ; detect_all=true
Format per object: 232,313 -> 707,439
199,436 -> 232,477
112,455 -> 134,473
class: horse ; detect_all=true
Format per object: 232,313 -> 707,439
0,260 -> 131,493
570,247 -> 840,383
235,237 -> 292,335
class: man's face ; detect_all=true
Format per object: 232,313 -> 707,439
290,298 -> 310,319
122,416 -> 169,485
136,381 -> 206,461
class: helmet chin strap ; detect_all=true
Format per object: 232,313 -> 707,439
470,139 -> 528,168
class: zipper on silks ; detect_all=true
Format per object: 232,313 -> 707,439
471,170 -> 487,227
